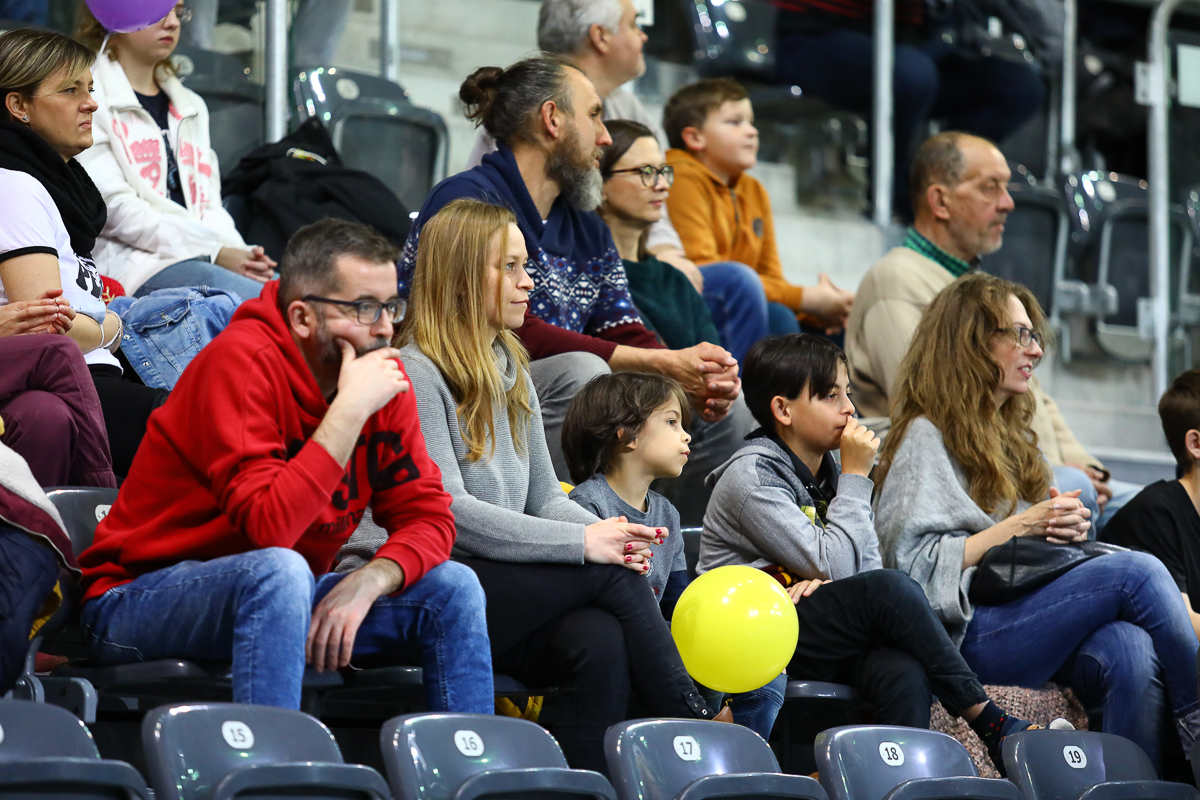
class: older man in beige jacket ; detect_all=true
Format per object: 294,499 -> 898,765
847,131 -> 1130,525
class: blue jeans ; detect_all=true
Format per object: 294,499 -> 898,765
730,673 -> 788,739
767,302 -> 801,335
960,552 -> 1200,772
136,259 -> 265,301
698,262 -> 769,366
83,549 -> 494,712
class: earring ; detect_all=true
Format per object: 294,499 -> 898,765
21,115 -> 28,121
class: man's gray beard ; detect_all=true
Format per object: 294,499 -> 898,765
546,129 -> 604,212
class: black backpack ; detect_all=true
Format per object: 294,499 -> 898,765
222,117 -> 411,260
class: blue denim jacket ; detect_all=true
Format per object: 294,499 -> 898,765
110,287 -> 239,390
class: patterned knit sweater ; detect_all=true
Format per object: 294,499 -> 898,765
397,143 -> 659,362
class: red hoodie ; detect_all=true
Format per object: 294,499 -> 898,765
80,281 -> 455,602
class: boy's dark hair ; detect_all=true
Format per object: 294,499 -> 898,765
1160,369 -> 1200,475
662,78 -> 748,151
561,372 -> 691,484
743,334 -> 849,431
277,218 -> 399,313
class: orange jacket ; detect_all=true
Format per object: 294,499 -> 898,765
665,148 -> 805,311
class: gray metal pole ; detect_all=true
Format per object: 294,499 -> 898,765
1059,0 -> 1078,174
380,0 -> 401,83
264,0 -> 288,142
872,0 -> 893,226
1148,0 -> 1182,398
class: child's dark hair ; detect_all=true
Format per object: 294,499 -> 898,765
743,334 -> 849,431
561,372 -> 691,484
1160,369 -> 1200,475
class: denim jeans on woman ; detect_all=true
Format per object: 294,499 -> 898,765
82,548 -> 494,712
960,551 -> 1200,772
135,258 -> 266,302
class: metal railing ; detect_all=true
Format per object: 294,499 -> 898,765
262,0 -> 401,141
872,0 -> 894,226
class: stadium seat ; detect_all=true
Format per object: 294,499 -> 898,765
814,725 -> 1023,800
605,718 -> 827,800
0,698 -> 151,798
981,169 -> 1068,318
292,67 -> 449,213
142,702 -> 391,800
1004,730 -> 1197,800
171,47 -> 265,178
1059,171 -> 1194,363
381,713 -> 615,800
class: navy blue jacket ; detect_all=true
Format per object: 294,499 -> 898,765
398,143 -> 659,360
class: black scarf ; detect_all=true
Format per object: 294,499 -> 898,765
0,120 -> 106,258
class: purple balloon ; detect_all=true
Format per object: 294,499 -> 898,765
85,0 -> 179,34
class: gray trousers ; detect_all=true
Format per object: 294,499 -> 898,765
530,352 -> 756,527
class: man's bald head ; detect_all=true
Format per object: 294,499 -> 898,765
909,131 -> 1013,261
910,132 -> 996,217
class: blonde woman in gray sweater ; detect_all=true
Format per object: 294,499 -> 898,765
875,273 -> 1200,774
343,198 -> 721,773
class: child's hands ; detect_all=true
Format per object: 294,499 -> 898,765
787,579 -> 831,603
585,516 -> 661,573
838,417 -> 880,477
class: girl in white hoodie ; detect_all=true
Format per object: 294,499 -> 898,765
75,3 -> 274,300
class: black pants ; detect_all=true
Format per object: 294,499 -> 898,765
789,570 -> 989,726
89,364 -> 169,478
459,558 -> 712,773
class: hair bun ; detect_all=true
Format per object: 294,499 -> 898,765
460,66 -> 502,124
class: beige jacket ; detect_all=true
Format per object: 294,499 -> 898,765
846,246 -> 1102,469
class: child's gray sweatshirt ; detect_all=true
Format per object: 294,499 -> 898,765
699,435 -> 881,580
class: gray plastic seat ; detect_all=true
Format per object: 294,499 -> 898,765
381,712 -> 615,800
0,699 -> 150,798
605,718 -> 827,800
814,725 -> 1022,800
1004,730 -> 1197,800
982,175 -> 1068,317
292,67 -> 448,212
142,702 -> 390,800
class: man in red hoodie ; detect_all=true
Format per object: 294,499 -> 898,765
78,219 -> 493,711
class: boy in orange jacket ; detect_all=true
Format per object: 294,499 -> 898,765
663,79 -> 853,333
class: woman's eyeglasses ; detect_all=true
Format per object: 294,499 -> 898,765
997,324 -> 1043,349
606,164 -> 674,188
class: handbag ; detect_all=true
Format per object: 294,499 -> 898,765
968,537 -> 1128,606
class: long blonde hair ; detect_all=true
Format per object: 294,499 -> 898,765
398,198 -> 533,462
876,272 -> 1051,515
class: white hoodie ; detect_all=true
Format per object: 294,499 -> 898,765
78,52 -> 249,293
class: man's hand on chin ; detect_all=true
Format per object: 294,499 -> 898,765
306,557 -> 405,672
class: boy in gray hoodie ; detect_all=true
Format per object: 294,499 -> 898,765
702,334 -> 1049,770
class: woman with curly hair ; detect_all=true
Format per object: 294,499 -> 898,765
875,272 -> 1200,773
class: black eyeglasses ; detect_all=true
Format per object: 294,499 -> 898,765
606,164 -> 674,187
997,324 -> 1043,349
304,295 -> 406,325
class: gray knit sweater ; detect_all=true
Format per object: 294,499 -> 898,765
699,436 -> 880,580
874,416 -> 1031,645
339,340 -> 598,568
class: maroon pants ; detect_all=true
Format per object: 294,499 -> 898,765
0,335 -> 116,488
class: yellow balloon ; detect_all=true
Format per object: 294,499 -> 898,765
671,565 -> 799,694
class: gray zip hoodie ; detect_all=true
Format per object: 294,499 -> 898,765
699,435 -> 882,580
